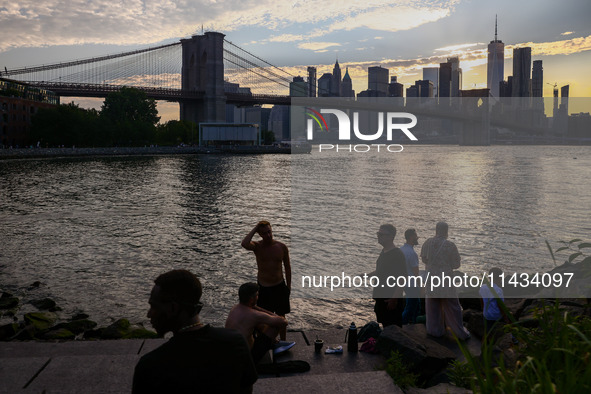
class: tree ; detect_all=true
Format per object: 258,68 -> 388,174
155,120 -> 196,146
100,87 -> 160,146
31,103 -> 101,147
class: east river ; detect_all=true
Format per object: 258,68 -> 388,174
1,145 -> 589,330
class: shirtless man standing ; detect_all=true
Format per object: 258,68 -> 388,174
241,221 -> 291,340
226,282 -> 294,364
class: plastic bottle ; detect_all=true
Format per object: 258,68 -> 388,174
347,322 -> 358,352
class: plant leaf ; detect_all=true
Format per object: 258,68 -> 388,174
555,246 -> 570,253
568,239 -> 583,244
546,240 -> 556,266
577,242 -> 591,249
568,252 -> 583,263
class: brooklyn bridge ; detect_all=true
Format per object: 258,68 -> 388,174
2,32 -> 293,125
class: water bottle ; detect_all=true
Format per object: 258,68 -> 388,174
347,322 -> 358,352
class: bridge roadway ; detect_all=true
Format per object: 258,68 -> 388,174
31,82 -> 291,105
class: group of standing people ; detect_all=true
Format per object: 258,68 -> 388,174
372,221 -> 471,341
132,220 -> 293,393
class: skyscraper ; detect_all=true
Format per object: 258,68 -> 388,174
341,67 -> 355,97
448,57 -> 462,97
368,66 -> 389,95
512,47 -> 531,97
439,62 -> 452,98
307,66 -> 317,97
331,60 -> 342,97
318,73 -> 332,97
289,76 -> 307,97
532,60 -> 543,97
423,67 -> 439,97
487,16 -> 504,98
388,76 -> 404,97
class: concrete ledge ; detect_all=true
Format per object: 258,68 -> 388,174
254,371 -> 402,393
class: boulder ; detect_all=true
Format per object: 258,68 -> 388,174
0,296 -> 19,310
463,309 -> 485,340
53,319 -> 97,334
405,383 -> 472,393
0,323 -> 19,341
101,318 -> 131,339
42,328 -> 75,340
377,324 -> 456,384
30,298 -> 57,310
24,312 -> 58,331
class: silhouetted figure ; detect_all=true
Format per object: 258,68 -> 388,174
421,222 -> 470,339
242,221 -> 291,340
480,267 -> 510,334
401,228 -> 421,324
132,270 -> 257,393
372,224 -> 406,327
225,282 -> 295,364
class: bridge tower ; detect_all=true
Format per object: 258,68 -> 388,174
180,32 -> 226,124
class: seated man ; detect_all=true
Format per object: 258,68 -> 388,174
226,282 -> 295,364
132,270 -> 257,393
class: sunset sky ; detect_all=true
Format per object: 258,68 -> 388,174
1,0 -> 590,120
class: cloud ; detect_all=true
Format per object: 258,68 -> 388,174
561,31 -> 574,36
297,42 -> 341,51
435,43 -> 484,52
508,35 -> 591,56
0,0 -> 457,52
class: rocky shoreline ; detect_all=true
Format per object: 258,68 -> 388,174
0,285 -> 157,341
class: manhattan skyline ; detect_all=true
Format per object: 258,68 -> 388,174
1,0 -> 589,120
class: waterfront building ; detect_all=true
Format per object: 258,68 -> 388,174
368,66 -> 389,96
406,85 -> 419,98
307,66 -> 317,97
415,80 -> 434,98
341,68 -> 355,98
423,68 -> 439,98
532,60 -> 543,97
318,73 -> 332,97
512,47 -> 531,97
487,17 -> 504,98
388,76 -> 404,97
0,78 -> 58,148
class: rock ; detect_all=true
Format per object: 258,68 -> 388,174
458,297 -> 481,311
101,318 -> 131,339
377,324 -> 456,385
125,325 -> 159,339
42,328 -> 75,340
83,328 -> 105,339
0,323 -> 19,341
100,319 -> 157,339
29,281 -> 41,288
0,296 -> 19,310
71,313 -> 90,320
30,298 -> 57,310
24,312 -> 58,331
52,319 -> 97,334
1,291 -> 14,298
463,309 -> 485,340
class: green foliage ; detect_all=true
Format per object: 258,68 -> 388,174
384,350 -> 418,389
457,299 -> 591,393
447,360 -> 473,389
260,129 -> 276,145
100,87 -> 160,146
155,120 -> 196,146
546,238 -> 591,267
31,102 -> 102,147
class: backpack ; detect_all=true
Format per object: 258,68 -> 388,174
357,321 -> 382,342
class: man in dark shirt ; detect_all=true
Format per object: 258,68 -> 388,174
372,224 -> 407,327
132,269 -> 257,393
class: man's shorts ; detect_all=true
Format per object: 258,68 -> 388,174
251,332 -> 274,364
257,280 -> 290,315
